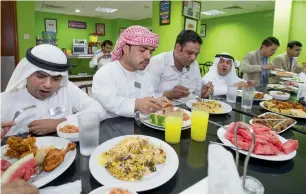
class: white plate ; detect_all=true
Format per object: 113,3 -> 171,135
217,126 -> 296,161
89,185 -> 137,194
185,99 -> 232,115
267,84 -> 298,92
259,101 -> 306,119
140,109 -> 191,131
1,136 -> 76,188
280,77 -> 304,83
271,70 -> 297,77
237,90 -> 273,101
89,135 -> 179,192
249,112 -> 297,134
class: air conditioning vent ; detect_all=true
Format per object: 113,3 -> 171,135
223,6 -> 243,10
42,4 -> 66,9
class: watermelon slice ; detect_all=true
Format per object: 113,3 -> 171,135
253,144 -> 281,155
252,123 -> 271,134
1,159 -> 11,176
1,153 -> 37,184
282,140 -> 299,154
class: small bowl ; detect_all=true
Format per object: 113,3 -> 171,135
269,91 -> 290,101
57,121 -> 79,142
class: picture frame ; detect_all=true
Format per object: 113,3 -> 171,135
184,18 -> 197,32
160,1 -> 171,25
96,23 -> 105,36
68,20 -> 86,29
119,27 -> 126,35
182,1 -> 201,20
45,18 -> 57,33
200,24 -> 206,37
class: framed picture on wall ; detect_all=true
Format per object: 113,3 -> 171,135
119,27 -> 126,35
159,1 -> 171,25
45,18 -> 57,32
184,18 -> 197,32
96,23 -> 105,36
182,1 -> 201,20
200,24 -> 206,37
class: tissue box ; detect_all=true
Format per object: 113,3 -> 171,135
149,113 -> 165,127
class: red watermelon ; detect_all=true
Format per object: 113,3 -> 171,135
1,153 -> 37,184
282,140 -> 299,154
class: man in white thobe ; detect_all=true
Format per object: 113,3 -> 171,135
89,40 -> 113,69
146,30 -> 213,101
92,26 -> 169,118
1,44 -> 106,136
202,53 -> 252,96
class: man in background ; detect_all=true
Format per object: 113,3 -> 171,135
240,37 -> 279,86
90,40 -> 113,69
146,30 -> 213,101
270,41 -> 306,82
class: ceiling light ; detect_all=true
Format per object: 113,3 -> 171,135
93,6 -> 118,13
201,10 -> 225,16
75,9 -> 80,13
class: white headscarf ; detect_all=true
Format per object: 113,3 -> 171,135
202,52 -> 242,86
5,44 -> 69,93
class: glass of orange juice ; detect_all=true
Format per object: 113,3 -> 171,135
165,109 -> 183,144
191,106 -> 209,142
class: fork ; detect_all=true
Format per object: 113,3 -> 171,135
13,105 -> 36,121
27,165 -> 43,184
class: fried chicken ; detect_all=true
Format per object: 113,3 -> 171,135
42,142 -> 76,172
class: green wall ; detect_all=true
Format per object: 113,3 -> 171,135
198,10 -> 274,64
289,1 -> 306,63
35,11 -> 151,51
17,1 -> 36,60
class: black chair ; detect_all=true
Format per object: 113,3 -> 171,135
78,84 -> 92,95
201,61 -> 213,75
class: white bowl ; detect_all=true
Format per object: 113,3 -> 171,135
269,91 -> 290,101
56,121 -> 79,142
89,185 -> 137,194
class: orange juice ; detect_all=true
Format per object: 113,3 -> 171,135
191,109 -> 209,142
165,116 -> 182,144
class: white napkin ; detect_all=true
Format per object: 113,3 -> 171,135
208,144 -> 244,194
39,180 -> 82,194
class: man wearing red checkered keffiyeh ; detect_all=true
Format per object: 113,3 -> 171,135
93,26 -> 171,118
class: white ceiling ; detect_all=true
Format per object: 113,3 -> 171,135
35,1 -> 275,20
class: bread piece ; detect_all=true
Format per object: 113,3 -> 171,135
280,109 -> 291,115
290,109 -> 306,117
271,108 -> 280,113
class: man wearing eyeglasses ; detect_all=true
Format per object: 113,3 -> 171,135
145,30 -> 213,101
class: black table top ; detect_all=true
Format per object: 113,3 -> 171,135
2,98 -> 305,194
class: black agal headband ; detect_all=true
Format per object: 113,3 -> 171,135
26,48 -> 69,72
215,54 -> 234,62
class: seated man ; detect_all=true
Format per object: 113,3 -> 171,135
202,53 -> 253,96
146,30 -> 213,101
271,41 -> 306,83
92,26 -> 169,118
1,44 -> 106,136
240,37 -> 279,86
90,40 -> 113,69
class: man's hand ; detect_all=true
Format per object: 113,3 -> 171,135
135,97 -> 164,115
155,96 -> 172,108
263,63 -> 275,70
1,121 -> 16,140
201,82 -> 214,99
28,118 -> 66,135
163,85 -> 190,100
2,179 -> 39,194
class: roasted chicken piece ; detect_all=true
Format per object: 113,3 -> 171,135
42,142 -> 76,172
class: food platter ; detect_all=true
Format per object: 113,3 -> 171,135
89,135 -> 179,192
249,112 -> 297,134
237,90 -> 272,101
185,99 -> 232,114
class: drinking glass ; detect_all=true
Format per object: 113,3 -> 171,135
242,176 -> 265,194
227,85 -> 238,103
241,87 -> 255,109
165,109 -> 183,144
78,112 -> 100,156
191,107 -> 209,142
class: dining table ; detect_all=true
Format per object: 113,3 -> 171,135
2,91 -> 306,194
